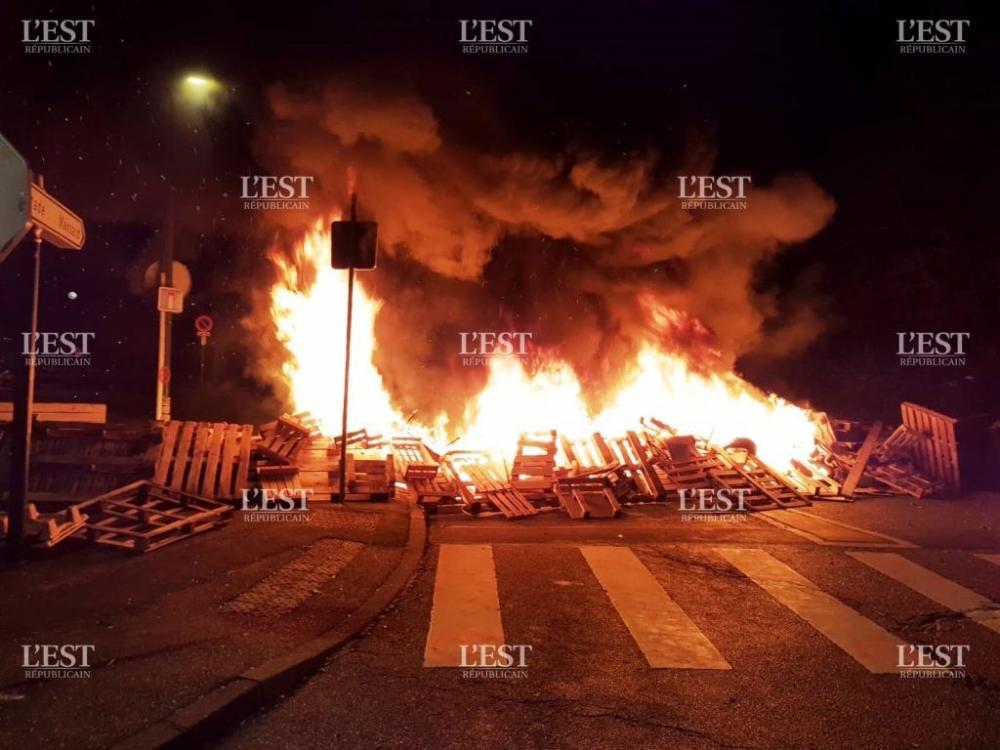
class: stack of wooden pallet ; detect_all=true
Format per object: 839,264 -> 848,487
643,431 -> 811,511
510,430 -> 558,501
393,437 -> 457,508
800,402 -> 959,499
14,421 -> 159,506
332,446 -> 394,500
254,415 -> 393,502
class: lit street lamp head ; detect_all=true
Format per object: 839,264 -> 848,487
174,72 -> 224,111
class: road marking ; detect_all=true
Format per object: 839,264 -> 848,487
716,547 -> 903,673
424,544 -> 505,667
975,553 -> 1000,567
221,539 -> 363,619
849,552 -> 1000,635
756,508 -> 916,548
580,546 -> 730,669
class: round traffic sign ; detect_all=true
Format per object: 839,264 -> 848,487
194,315 -> 214,333
142,260 -> 192,296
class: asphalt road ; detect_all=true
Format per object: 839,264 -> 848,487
215,497 -> 1000,750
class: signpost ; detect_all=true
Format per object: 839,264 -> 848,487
155,191 -> 178,422
1,131 -> 86,561
145,258 -> 190,421
194,315 -> 213,385
331,194 -> 378,503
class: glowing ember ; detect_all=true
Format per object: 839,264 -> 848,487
269,220 -> 818,471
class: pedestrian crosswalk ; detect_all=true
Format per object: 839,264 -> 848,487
717,547 -> 903,673
424,544 -> 505,667
581,546 -> 730,669
423,543 -> 1000,673
848,552 -> 1000,635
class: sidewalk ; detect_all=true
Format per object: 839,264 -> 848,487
0,497 -> 425,750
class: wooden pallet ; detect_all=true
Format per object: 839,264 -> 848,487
154,422 -> 253,501
22,422 -> 160,505
348,449 -> 393,497
409,476 -> 460,511
654,451 -> 721,493
463,463 -> 538,519
712,450 -> 811,510
788,457 -> 844,498
900,402 -> 960,490
602,431 -> 666,500
511,430 -> 557,494
0,402 -> 107,424
257,413 -> 318,465
76,480 -> 232,552
867,463 -> 937,498
392,437 -> 440,482
560,433 -> 611,471
439,451 -> 537,518
554,474 -> 622,518
257,435 -> 394,502
0,503 -> 89,547
328,428 -> 371,452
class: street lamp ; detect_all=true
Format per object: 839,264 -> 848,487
155,71 -> 224,421
176,73 -> 223,110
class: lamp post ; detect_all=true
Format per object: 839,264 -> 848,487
155,73 -> 223,421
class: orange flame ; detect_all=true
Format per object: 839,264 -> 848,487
269,220 -> 818,470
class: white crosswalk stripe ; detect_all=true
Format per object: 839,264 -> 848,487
581,545 -> 730,669
975,553 -> 1000,567
715,547 -> 905,673
849,552 -> 1000,636
423,544 -> 1000,672
424,544 -> 505,667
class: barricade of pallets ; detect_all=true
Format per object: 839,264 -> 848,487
440,451 -> 537,518
154,421 -> 253,501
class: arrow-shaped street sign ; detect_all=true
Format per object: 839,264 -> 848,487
29,182 -> 85,249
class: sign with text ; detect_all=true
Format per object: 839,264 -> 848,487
29,183 -> 85,249
157,286 -> 184,314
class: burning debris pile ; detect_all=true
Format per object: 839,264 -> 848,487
811,402 -> 960,500
0,398 -> 961,554
247,400 -> 959,521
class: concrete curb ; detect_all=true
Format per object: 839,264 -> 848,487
112,501 -> 427,750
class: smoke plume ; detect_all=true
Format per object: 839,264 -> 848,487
248,81 -> 836,424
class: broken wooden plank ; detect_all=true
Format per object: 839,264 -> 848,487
842,421 -> 883,497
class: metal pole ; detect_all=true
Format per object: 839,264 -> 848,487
155,307 -> 166,420
155,189 -> 176,421
163,190 -> 175,421
6,225 -> 42,561
338,265 -> 355,504
199,338 -> 206,386
337,193 -> 359,504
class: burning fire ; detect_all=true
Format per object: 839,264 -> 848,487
269,220 -> 819,471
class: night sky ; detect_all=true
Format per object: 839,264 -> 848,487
0,0 -> 997,426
